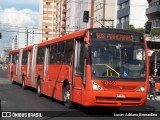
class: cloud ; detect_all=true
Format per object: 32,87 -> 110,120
0,0 -> 39,5
0,8 -> 40,54
0,8 -> 39,27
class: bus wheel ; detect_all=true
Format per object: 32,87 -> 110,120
11,74 -> 14,84
63,85 -> 72,109
37,80 -> 42,97
22,76 -> 26,89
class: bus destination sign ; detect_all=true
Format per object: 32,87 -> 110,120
95,33 -> 134,41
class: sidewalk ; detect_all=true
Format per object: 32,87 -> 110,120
0,78 -> 11,84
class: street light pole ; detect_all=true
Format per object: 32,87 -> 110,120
90,0 -> 94,28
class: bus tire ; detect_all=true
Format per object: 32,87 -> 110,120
22,75 -> 26,89
63,85 -> 72,109
37,79 -> 42,97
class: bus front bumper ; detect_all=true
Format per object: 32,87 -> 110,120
82,91 -> 147,107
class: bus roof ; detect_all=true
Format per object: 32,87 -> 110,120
38,29 -> 88,47
9,28 -> 145,52
89,28 -> 144,35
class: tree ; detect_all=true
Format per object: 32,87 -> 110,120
150,28 -> 160,37
124,25 -> 144,34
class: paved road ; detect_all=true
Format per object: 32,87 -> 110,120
0,70 -> 160,120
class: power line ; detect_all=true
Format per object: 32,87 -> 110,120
62,0 -> 148,7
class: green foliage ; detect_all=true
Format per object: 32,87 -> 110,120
124,25 -> 144,33
150,28 -> 160,36
124,25 -> 160,36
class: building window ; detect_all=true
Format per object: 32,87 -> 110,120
37,47 -> 44,64
119,1 -> 129,10
46,2 -> 51,5
118,15 -> 129,24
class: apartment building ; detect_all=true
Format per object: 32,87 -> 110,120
146,0 -> 160,27
40,0 -> 59,41
117,0 -> 148,29
57,0 -> 67,36
40,0 -> 90,40
94,0 -> 116,28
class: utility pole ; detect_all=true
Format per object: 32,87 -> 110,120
90,0 -> 94,28
101,19 -> 114,28
102,0 -> 105,26
25,28 -> 29,46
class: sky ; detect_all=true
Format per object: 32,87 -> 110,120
0,0 -> 39,55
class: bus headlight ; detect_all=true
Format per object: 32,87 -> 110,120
136,84 -> 145,92
92,81 -> 103,90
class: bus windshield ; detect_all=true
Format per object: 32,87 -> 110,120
91,41 -> 146,80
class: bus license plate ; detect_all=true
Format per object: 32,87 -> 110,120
117,94 -> 126,98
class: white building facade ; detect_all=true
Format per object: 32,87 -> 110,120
66,0 -> 90,34
94,0 -> 117,28
116,0 -> 148,29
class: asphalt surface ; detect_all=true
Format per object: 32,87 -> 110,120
0,69 -> 160,120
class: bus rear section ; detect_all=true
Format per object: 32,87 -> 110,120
71,28 -> 149,107
8,49 -> 21,83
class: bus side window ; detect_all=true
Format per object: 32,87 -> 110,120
22,51 -> 28,64
50,44 -> 57,64
65,40 -> 74,65
37,47 -> 45,64
13,53 -> 18,64
56,42 -> 65,64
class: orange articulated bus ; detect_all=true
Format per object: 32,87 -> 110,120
8,28 -> 149,108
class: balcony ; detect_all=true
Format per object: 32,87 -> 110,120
62,9 -> 66,13
62,16 -> 66,21
62,24 -> 66,28
61,31 -> 66,36
146,5 -> 160,20
117,7 -> 130,18
152,21 -> 160,28
116,21 -> 129,29
117,0 -> 129,4
63,0 -> 67,6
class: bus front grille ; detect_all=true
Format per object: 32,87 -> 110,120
96,97 -> 141,102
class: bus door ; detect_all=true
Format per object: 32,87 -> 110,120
12,53 -> 18,81
18,49 -> 23,83
72,39 -> 86,104
9,53 -> 12,78
26,50 -> 31,85
43,46 -> 50,95
31,45 -> 37,88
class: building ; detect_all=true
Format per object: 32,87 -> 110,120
40,0 -> 59,41
65,0 -> 90,34
146,0 -> 160,27
57,0 -> 67,36
116,0 -> 148,29
0,49 -> 10,64
94,0 -> 116,28
12,36 -> 18,50
12,27 -> 39,49
40,0 -> 91,38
